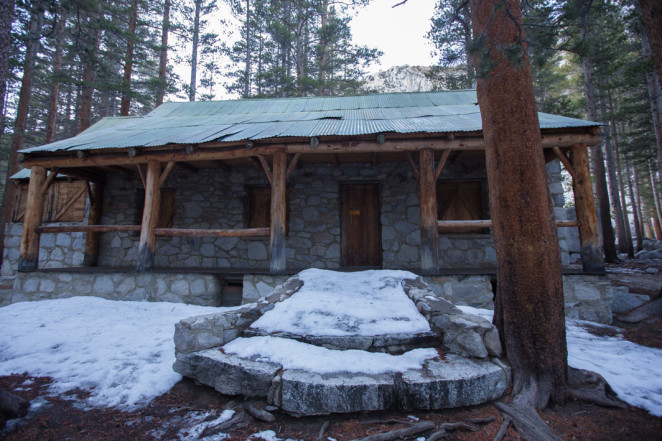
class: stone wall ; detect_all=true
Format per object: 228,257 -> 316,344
5,270 -> 223,307
2,222 -> 86,277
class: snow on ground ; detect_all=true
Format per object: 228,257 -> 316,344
0,297 -> 222,409
1,290 -> 661,417
223,336 -> 437,375
251,268 -> 430,336
458,306 -> 662,417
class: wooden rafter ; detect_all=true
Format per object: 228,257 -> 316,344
176,161 -> 199,173
214,160 -> 231,171
137,164 -> 146,188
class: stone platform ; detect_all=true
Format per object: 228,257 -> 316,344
173,270 -> 511,415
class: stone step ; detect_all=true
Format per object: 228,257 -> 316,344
173,347 -> 510,416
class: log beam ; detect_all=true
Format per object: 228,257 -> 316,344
20,132 -> 602,169
37,225 -> 140,233
569,144 -> 605,273
83,182 -> 104,266
18,166 -> 47,271
437,219 -> 579,230
419,148 -> 439,275
136,160 -> 161,271
154,227 -> 269,237
270,151 -> 287,273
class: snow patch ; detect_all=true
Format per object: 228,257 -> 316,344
222,336 -> 438,375
251,269 -> 430,336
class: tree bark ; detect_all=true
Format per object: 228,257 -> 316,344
244,0 -> 252,97
79,6 -> 102,133
602,107 -> 628,254
0,0 -> 15,140
639,0 -> 662,83
580,7 -> 618,263
0,0 -> 45,272
45,11 -> 67,144
120,0 -> 139,116
18,166 -> 47,271
156,0 -> 170,106
189,0 -> 201,101
318,0 -> 328,96
469,0 -> 567,410
626,162 -> 644,251
650,162 -> 662,240
641,28 -> 662,179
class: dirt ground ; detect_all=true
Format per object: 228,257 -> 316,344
2,260 -> 661,441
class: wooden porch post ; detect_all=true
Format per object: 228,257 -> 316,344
419,148 -> 439,275
18,166 -> 47,271
136,160 -> 161,271
270,151 -> 287,273
570,144 -> 605,273
83,182 -> 104,266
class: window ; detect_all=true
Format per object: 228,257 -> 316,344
12,180 -> 87,223
134,188 -> 176,229
437,180 -> 488,234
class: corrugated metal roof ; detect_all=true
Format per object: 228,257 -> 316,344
20,90 -> 601,154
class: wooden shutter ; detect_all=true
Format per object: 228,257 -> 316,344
248,186 -> 271,228
437,181 -> 486,233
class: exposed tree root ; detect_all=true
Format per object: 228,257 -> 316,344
350,421 -> 436,441
315,420 -> 330,441
426,421 -> 482,441
492,416 -> 511,441
494,401 -> 564,441
244,401 -> 276,422
200,410 -> 247,438
615,297 -> 662,323
566,367 -> 627,409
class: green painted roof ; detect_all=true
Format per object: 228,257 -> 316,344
20,90 -> 599,154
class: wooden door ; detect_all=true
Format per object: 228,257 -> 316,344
340,184 -> 381,267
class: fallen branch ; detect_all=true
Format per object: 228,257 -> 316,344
350,421 -> 436,441
244,401 -> 276,422
315,420 -> 330,441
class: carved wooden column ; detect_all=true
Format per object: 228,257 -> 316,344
419,148 -> 439,275
18,166 -> 47,271
83,182 -> 104,266
136,160 -> 161,271
570,144 -> 605,273
270,151 -> 287,273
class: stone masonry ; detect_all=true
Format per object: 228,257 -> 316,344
2,159 -> 573,276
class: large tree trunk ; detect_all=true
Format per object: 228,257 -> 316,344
189,0 -> 201,102
626,162 -> 644,251
244,0 -> 252,97
79,7 -> 102,133
155,0 -> 170,106
45,11 -> 67,144
639,0 -> 662,82
0,0 -> 45,271
641,29 -> 662,178
120,0 -> 139,116
0,0 -> 15,140
318,0 -> 328,96
469,0 -> 567,411
650,162 -> 662,240
601,105 -> 628,254
583,63 -> 618,261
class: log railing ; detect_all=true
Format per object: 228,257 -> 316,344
437,219 -> 579,231
34,224 -> 269,238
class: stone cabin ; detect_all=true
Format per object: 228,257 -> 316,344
1,90 -> 614,323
